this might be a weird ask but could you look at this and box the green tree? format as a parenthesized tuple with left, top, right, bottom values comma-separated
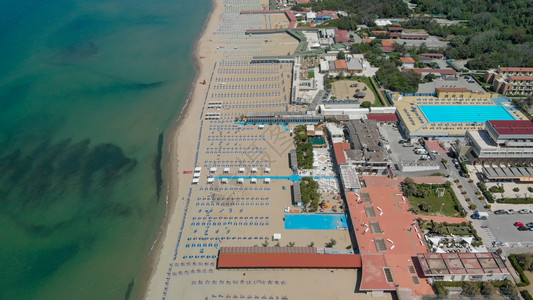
(462, 282, 480, 296)
(360, 101, 371, 108)
(480, 282, 496, 296)
(337, 50, 346, 59)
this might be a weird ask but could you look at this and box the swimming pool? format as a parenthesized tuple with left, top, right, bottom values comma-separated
(419, 105, 515, 123)
(284, 214, 349, 230)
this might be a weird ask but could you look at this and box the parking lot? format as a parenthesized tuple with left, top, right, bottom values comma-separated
(479, 213, 533, 245)
(378, 124, 440, 169)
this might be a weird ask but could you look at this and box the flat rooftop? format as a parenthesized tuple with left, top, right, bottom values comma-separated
(417, 252, 509, 276)
(346, 176, 438, 296)
(218, 246, 362, 269)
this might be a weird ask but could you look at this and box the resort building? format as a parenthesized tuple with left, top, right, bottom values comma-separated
(405, 68, 457, 80)
(400, 57, 415, 69)
(343, 119, 391, 173)
(416, 252, 510, 282)
(465, 120, 533, 164)
(393, 88, 528, 138)
(484, 67, 533, 95)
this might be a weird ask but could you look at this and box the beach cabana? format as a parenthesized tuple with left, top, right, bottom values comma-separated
(238, 168, 245, 173)
(251, 168, 258, 173)
(193, 172, 201, 178)
(194, 167, 202, 172)
(192, 178, 200, 184)
(251, 178, 257, 184)
(207, 177, 214, 184)
(265, 167, 271, 173)
(237, 178, 244, 184)
(273, 233, 281, 241)
(221, 178, 228, 184)
(210, 167, 217, 173)
(223, 168, 230, 173)
(264, 178, 270, 184)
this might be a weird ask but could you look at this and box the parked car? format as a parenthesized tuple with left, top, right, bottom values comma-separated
(507, 209, 515, 214)
(493, 209, 506, 215)
(526, 222, 533, 228)
(518, 209, 531, 214)
(517, 226, 530, 231)
(492, 241, 509, 247)
(514, 221, 524, 227)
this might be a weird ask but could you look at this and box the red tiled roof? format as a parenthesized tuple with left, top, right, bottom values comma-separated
(435, 87, 470, 92)
(371, 30, 388, 35)
(334, 59, 348, 70)
(509, 75, 533, 81)
(367, 113, 399, 122)
(488, 120, 533, 136)
(334, 29, 350, 42)
(381, 39, 394, 47)
(425, 140, 446, 153)
(333, 142, 350, 164)
(400, 57, 415, 64)
(360, 254, 396, 291)
(217, 253, 362, 269)
(499, 67, 533, 72)
(390, 32, 402, 37)
(362, 38, 373, 44)
(420, 53, 444, 57)
(382, 46, 394, 52)
(388, 26, 403, 31)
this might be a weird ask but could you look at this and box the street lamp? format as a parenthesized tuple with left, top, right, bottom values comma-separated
(439, 203, 445, 215)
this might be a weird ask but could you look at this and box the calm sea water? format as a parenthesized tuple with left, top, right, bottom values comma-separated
(0, 0, 210, 299)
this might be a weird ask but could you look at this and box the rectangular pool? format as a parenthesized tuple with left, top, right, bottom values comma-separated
(284, 214, 349, 230)
(419, 105, 515, 123)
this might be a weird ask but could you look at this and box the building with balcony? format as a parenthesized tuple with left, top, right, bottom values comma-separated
(484, 67, 533, 95)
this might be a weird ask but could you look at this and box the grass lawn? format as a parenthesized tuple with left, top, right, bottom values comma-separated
(408, 188, 462, 217)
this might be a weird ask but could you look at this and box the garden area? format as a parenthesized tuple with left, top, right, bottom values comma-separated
(418, 219, 483, 246)
(300, 177, 320, 212)
(509, 254, 533, 299)
(401, 178, 466, 217)
(434, 280, 520, 299)
(293, 125, 314, 169)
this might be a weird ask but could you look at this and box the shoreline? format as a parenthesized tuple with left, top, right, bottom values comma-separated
(139, 0, 222, 298)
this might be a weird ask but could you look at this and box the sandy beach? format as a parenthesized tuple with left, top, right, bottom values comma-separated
(142, 0, 391, 299)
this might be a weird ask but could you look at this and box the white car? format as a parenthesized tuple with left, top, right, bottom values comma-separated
(518, 209, 531, 214)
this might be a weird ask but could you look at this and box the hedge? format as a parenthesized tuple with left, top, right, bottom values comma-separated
(522, 290, 533, 300)
(509, 254, 531, 287)
(478, 182, 495, 203)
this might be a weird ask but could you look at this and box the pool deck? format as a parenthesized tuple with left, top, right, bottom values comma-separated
(394, 93, 527, 137)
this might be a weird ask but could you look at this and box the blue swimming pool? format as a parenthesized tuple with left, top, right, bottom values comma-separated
(419, 105, 515, 123)
(284, 214, 349, 230)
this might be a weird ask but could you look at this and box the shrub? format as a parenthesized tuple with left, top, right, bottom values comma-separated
(509, 255, 531, 286)
(469, 204, 477, 210)
(475, 191, 481, 195)
(465, 198, 471, 202)
(360, 101, 371, 108)
(522, 290, 533, 300)
(458, 185, 463, 188)
(485, 204, 492, 209)
(513, 187, 520, 192)
(454, 179, 460, 183)
(528, 187, 533, 192)
(461, 191, 467, 195)
(462, 282, 480, 296)
(480, 282, 496, 296)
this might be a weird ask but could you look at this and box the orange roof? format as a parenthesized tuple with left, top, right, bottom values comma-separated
(371, 30, 388, 35)
(435, 87, 470, 92)
(362, 38, 373, 44)
(381, 39, 394, 47)
(400, 57, 415, 64)
(499, 67, 533, 72)
(334, 59, 348, 70)
(333, 142, 350, 165)
(346, 176, 436, 296)
(217, 253, 362, 269)
(509, 75, 533, 81)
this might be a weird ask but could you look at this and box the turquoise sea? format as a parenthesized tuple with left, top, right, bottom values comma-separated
(0, 0, 210, 299)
